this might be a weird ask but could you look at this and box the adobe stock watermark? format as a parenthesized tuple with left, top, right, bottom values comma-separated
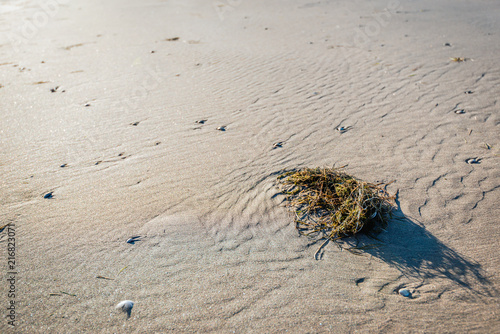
(4, 223, 17, 327)
(113, 63, 166, 114)
(351, 0, 402, 48)
(62, 61, 166, 161)
(3, 0, 70, 53)
(213, 0, 243, 21)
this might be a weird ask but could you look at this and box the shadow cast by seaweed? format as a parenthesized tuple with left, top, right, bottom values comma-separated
(334, 200, 497, 299)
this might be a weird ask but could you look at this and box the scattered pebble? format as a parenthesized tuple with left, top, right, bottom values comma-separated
(165, 37, 179, 41)
(195, 119, 207, 124)
(44, 192, 53, 199)
(130, 121, 140, 126)
(50, 86, 59, 93)
(84, 103, 91, 107)
(399, 289, 411, 298)
(450, 57, 466, 62)
(454, 109, 466, 114)
(60, 164, 67, 168)
(151, 50, 156, 53)
(465, 158, 481, 164)
(216, 126, 226, 131)
(464, 90, 474, 94)
(443, 42, 451, 47)
(273, 142, 284, 149)
(116, 300, 134, 319)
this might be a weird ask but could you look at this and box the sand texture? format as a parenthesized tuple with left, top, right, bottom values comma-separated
(1, 0, 499, 332)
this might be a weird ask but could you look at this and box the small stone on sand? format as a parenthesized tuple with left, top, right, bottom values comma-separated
(399, 289, 411, 297)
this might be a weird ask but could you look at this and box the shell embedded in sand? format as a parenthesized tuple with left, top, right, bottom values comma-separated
(465, 158, 481, 164)
(398, 289, 411, 297)
(216, 126, 226, 131)
(126, 236, 141, 244)
(454, 109, 465, 114)
(116, 300, 134, 318)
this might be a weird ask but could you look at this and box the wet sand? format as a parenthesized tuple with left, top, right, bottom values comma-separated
(1, 0, 499, 332)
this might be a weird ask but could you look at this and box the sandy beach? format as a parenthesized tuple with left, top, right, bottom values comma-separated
(1, 0, 499, 332)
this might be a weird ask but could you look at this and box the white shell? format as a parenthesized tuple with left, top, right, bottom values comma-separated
(116, 300, 134, 318)
(398, 289, 411, 297)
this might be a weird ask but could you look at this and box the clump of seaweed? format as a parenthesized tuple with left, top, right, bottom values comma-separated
(277, 167, 395, 247)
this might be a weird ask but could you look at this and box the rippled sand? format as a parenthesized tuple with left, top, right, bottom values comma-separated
(1, 0, 499, 332)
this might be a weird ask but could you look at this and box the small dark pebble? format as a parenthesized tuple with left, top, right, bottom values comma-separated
(454, 109, 466, 114)
(44, 192, 53, 199)
(84, 103, 91, 107)
(95, 161, 102, 165)
(151, 50, 156, 53)
(216, 126, 226, 131)
(154, 141, 161, 146)
(464, 90, 474, 94)
(443, 42, 451, 47)
(195, 119, 207, 124)
(118, 152, 124, 157)
(60, 164, 67, 168)
(131, 121, 140, 126)
(50, 86, 59, 93)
